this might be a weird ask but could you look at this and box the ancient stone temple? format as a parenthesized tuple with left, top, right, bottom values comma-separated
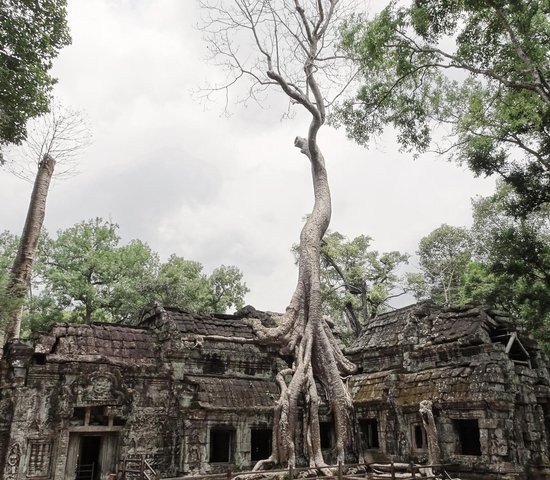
(1, 303, 549, 480)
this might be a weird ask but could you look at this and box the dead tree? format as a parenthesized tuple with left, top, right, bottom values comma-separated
(201, 0, 358, 470)
(2, 104, 90, 343)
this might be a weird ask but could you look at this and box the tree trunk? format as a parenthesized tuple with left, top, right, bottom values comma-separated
(249, 132, 356, 470)
(3, 154, 55, 343)
(419, 400, 441, 474)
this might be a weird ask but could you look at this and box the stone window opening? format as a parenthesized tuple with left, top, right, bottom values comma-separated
(89, 406, 108, 426)
(359, 419, 380, 450)
(250, 428, 272, 461)
(490, 330, 532, 367)
(26, 441, 52, 478)
(319, 422, 334, 449)
(453, 419, 481, 456)
(411, 423, 427, 451)
(203, 354, 226, 375)
(209, 428, 235, 463)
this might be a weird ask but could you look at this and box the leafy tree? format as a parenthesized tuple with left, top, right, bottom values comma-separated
(407, 183, 550, 346)
(152, 255, 211, 313)
(336, 0, 550, 215)
(413, 224, 473, 306)
(0, 0, 71, 151)
(0, 231, 18, 274)
(37, 218, 158, 325)
(315, 231, 408, 336)
(462, 183, 550, 343)
(208, 265, 249, 313)
(152, 257, 248, 315)
(0, 231, 19, 326)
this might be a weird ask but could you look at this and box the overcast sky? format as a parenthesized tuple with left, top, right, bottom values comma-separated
(0, 0, 496, 312)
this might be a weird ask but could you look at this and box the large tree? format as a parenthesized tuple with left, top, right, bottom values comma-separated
(37, 218, 157, 324)
(335, 0, 550, 216)
(201, 0, 357, 469)
(413, 224, 472, 306)
(405, 184, 550, 347)
(0, 0, 70, 153)
(313, 231, 408, 337)
(149, 255, 249, 316)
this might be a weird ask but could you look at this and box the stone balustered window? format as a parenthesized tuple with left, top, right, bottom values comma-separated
(27, 442, 52, 477)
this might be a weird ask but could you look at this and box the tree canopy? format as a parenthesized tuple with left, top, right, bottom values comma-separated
(408, 183, 550, 347)
(463, 183, 550, 343)
(412, 224, 473, 306)
(311, 231, 408, 337)
(336, 0, 550, 215)
(0, 0, 71, 153)
(0, 218, 249, 336)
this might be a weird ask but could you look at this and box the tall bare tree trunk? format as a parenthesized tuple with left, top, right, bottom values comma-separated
(3, 154, 55, 343)
(250, 102, 356, 471)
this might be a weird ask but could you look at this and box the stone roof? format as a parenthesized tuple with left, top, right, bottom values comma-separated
(351, 362, 513, 407)
(142, 306, 257, 339)
(34, 323, 158, 366)
(186, 375, 278, 410)
(351, 303, 511, 351)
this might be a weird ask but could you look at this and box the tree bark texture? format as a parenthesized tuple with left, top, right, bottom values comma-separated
(248, 130, 356, 470)
(3, 154, 55, 343)
(419, 400, 441, 473)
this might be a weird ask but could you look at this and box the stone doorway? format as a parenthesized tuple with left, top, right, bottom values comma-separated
(77, 436, 101, 480)
(65, 433, 119, 480)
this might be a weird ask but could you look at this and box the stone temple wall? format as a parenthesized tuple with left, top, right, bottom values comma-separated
(0, 303, 549, 480)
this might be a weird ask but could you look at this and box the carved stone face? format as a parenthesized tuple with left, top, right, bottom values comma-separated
(92, 375, 113, 400)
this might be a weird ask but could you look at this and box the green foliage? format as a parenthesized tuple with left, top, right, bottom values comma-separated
(410, 183, 550, 347)
(151, 257, 248, 315)
(209, 265, 249, 313)
(35, 218, 158, 325)
(0, 218, 249, 335)
(415, 224, 473, 306)
(0, 231, 19, 327)
(313, 231, 409, 337)
(0, 0, 71, 150)
(336, 0, 550, 215)
(463, 183, 550, 343)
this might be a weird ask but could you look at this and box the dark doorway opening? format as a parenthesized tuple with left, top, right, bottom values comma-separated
(77, 436, 101, 480)
(453, 419, 481, 456)
(359, 419, 380, 449)
(210, 428, 234, 463)
(251, 428, 272, 461)
(319, 422, 333, 449)
(542, 404, 550, 455)
(412, 424, 426, 450)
